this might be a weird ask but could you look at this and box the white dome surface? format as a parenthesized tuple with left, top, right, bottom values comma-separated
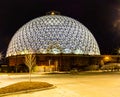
(6, 15, 100, 57)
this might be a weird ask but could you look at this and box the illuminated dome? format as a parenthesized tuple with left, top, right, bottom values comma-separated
(6, 15, 100, 57)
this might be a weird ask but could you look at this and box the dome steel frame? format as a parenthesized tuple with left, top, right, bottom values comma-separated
(6, 15, 100, 57)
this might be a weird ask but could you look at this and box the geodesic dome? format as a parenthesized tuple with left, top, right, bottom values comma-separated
(6, 15, 100, 57)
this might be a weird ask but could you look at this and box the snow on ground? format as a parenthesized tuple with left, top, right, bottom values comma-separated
(0, 72, 120, 97)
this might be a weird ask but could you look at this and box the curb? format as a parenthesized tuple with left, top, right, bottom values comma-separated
(0, 85, 56, 97)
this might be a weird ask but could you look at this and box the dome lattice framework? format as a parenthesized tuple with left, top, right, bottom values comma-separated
(6, 15, 100, 57)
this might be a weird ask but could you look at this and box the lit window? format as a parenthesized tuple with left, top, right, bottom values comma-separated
(74, 49, 83, 54)
(51, 48, 60, 54)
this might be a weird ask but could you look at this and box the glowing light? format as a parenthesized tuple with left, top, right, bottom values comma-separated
(20, 50, 29, 55)
(73, 49, 83, 54)
(51, 48, 60, 54)
(42, 50, 47, 54)
(51, 12, 55, 15)
(104, 56, 111, 61)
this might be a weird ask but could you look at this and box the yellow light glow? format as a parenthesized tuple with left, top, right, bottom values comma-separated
(104, 56, 110, 61)
(21, 51, 25, 55)
(51, 12, 55, 15)
(118, 48, 120, 54)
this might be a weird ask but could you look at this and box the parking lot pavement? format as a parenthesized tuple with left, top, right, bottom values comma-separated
(1, 72, 120, 97)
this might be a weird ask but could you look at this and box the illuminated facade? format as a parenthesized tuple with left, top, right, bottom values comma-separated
(6, 13, 100, 72)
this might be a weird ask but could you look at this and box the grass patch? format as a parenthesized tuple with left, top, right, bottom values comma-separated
(0, 81, 53, 94)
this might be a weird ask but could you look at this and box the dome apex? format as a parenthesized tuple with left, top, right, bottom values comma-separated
(46, 11, 60, 15)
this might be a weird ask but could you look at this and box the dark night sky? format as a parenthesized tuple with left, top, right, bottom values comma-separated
(0, 0, 120, 56)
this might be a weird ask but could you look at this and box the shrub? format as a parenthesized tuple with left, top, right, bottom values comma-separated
(0, 81, 53, 94)
(85, 65, 99, 71)
(70, 68, 78, 74)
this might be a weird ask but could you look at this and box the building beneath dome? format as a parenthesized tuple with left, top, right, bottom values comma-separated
(6, 12, 101, 72)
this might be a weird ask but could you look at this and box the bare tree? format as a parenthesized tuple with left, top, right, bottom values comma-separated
(25, 54, 36, 82)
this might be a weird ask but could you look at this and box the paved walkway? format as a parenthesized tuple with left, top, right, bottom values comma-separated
(0, 72, 120, 97)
